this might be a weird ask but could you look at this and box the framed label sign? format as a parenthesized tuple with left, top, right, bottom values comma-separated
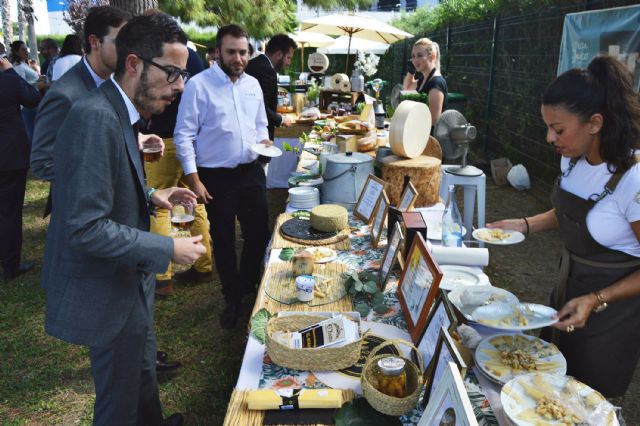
(396, 233, 443, 343)
(423, 326, 467, 403)
(354, 174, 386, 224)
(370, 190, 389, 249)
(398, 181, 418, 212)
(412, 290, 458, 371)
(379, 221, 404, 289)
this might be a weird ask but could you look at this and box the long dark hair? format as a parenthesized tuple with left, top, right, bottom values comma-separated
(9, 41, 26, 64)
(542, 56, 640, 174)
(60, 34, 83, 57)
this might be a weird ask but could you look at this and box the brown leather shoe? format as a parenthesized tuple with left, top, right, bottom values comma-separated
(155, 279, 174, 298)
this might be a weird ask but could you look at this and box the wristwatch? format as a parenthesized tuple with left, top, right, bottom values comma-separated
(592, 290, 608, 313)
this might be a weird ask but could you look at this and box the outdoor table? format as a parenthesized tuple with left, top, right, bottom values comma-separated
(221, 204, 507, 425)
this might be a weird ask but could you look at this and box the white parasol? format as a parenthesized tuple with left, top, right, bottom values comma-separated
(301, 14, 412, 72)
(289, 31, 335, 72)
(318, 35, 390, 55)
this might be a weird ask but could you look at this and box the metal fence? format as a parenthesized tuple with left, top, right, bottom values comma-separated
(377, 0, 637, 197)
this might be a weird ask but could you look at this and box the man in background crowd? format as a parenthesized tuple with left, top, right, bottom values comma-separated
(174, 24, 272, 329)
(39, 38, 59, 80)
(245, 34, 296, 141)
(0, 56, 41, 282)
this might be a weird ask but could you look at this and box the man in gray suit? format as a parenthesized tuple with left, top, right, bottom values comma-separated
(31, 6, 131, 183)
(43, 13, 203, 425)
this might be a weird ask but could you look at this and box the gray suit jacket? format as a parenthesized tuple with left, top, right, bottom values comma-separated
(43, 80, 173, 348)
(31, 59, 96, 181)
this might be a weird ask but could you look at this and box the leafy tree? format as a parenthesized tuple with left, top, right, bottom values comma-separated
(64, 0, 109, 34)
(110, 0, 158, 15)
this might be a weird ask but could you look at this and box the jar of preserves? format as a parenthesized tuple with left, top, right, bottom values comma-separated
(375, 357, 407, 398)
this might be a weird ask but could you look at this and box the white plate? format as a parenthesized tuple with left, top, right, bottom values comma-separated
(424, 218, 467, 240)
(472, 302, 558, 331)
(472, 228, 525, 245)
(305, 247, 338, 263)
(439, 265, 490, 291)
(476, 334, 566, 385)
(501, 373, 617, 426)
(251, 143, 282, 157)
(447, 286, 519, 320)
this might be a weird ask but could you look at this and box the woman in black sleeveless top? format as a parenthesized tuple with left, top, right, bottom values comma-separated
(403, 37, 448, 125)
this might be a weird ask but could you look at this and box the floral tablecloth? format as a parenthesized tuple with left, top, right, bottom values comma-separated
(257, 213, 499, 425)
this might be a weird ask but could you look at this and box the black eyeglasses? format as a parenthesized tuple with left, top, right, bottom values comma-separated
(137, 56, 189, 83)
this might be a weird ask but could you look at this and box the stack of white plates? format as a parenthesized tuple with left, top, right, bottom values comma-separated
(289, 187, 320, 210)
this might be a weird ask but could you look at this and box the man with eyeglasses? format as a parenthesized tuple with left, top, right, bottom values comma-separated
(43, 13, 204, 426)
(139, 38, 214, 297)
(174, 24, 272, 329)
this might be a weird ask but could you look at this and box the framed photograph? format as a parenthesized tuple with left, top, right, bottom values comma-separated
(398, 181, 419, 212)
(412, 290, 458, 370)
(423, 326, 467, 403)
(396, 233, 443, 343)
(354, 174, 387, 224)
(379, 221, 405, 289)
(370, 191, 389, 248)
(418, 361, 478, 426)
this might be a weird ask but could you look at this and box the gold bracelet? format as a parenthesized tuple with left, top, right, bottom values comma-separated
(592, 290, 608, 313)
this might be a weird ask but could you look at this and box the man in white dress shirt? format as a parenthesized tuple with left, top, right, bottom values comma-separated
(174, 24, 272, 329)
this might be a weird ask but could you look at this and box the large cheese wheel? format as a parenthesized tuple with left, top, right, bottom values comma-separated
(310, 204, 348, 232)
(389, 100, 431, 159)
(381, 155, 441, 207)
(331, 73, 351, 92)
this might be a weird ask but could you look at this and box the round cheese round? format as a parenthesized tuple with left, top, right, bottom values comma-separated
(310, 204, 348, 233)
(389, 100, 431, 159)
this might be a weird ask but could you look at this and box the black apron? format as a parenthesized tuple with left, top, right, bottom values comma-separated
(546, 157, 640, 397)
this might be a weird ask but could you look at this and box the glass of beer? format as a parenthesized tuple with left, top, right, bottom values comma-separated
(143, 139, 162, 162)
(171, 202, 195, 233)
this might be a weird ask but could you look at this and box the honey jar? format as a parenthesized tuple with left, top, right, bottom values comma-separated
(375, 357, 407, 398)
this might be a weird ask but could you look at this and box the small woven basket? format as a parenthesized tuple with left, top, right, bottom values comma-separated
(265, 314, 363, 371)
(361, 339, 424, 416)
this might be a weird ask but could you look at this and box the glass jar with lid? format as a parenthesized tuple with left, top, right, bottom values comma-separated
(375, 357, 407, 398)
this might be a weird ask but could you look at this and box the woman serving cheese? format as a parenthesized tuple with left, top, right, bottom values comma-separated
(402, 38, 448, 126)
(488, 56, 640, 398)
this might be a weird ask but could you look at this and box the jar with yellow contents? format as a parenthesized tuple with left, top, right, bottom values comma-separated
(375, 357, 407, 398)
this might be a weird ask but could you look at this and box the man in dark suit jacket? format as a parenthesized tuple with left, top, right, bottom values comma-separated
(32, 6, 131, 183)
(245, 34, 297, 140)
(0, 57, 40, 281)
(43, 13, 204, 425)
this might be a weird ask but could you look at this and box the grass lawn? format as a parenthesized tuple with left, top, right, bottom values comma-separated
(0, 176, 251, 425)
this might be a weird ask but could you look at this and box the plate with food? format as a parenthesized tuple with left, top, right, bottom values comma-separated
(305, 247, 338, 263)
(472, 302, 558, 331)
(501, 373, 618, 426)
(439, 265, 490, 291)
(337, 120, 371, 135)
(448, 286, 519, 320)
(476, 334, 566, 384)
(472, 228, 524, 245)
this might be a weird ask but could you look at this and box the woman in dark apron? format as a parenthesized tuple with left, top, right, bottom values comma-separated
(489, 56, 640, 398)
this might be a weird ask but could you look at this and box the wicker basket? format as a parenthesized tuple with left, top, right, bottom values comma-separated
(361, 339, 424, 416)
(265, 314, 363, 371)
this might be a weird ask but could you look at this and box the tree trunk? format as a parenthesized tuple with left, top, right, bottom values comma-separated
(109, 0, 158, 16)
(24, 0, 38, 63)
(1, 0, 12, 49)
(17, 0, 26, 41)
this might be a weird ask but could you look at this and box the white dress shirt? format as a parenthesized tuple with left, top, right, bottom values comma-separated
(84, 56, 107, 87)
(174, 62, 269, 175)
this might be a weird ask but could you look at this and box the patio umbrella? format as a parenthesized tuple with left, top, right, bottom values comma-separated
(289, 31, 335, 72)
(318, 35, 390, 55)
(301, 14, 412, 72)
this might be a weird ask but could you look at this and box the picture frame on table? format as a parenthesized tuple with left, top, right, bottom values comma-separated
(379, 221, 405, 289)
(354, 174, 387, 224)
(396, 233, 443, 343)
(423, 326, 467, 404)
(418, 361, 478, 426)
(397, 181, 419, 212)
(370, 190, 389, 249)
(412, 290, 458, 371)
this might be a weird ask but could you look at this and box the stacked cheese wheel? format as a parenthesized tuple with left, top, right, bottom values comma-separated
(310, 204, 348, 233)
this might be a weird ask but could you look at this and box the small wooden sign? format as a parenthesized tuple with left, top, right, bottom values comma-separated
(398, 181, 419, 211)
(354, 174, 387, 224)
(423, 326, 467, 403)
(379, 221, 404, 289)
(370, 190, 389, 249)
(396, 233, 443, 343)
